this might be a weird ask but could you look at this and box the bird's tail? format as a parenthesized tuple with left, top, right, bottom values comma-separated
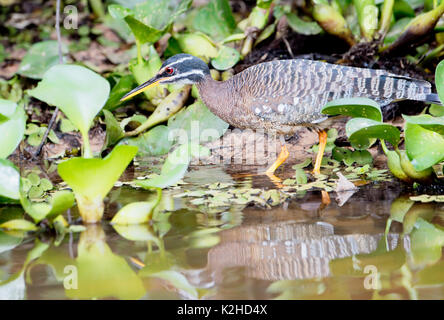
(424, 93, 443, 106)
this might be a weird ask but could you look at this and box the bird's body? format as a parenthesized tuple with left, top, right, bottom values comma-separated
(121, 53, 440, 175)
(197, 58, 436, 135)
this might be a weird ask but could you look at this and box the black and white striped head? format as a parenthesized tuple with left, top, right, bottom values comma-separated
(121, 54, 210, 101)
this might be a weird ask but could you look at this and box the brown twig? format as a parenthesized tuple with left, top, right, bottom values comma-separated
(34, 0, 63, 158)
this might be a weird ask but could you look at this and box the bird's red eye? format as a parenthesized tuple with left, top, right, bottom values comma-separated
(165, 67, 174, 75)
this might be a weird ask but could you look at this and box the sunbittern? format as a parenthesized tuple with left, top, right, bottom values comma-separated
(121, 54, 440, 175)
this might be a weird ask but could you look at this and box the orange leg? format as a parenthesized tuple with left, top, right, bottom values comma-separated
(265, 145, 289, 175)
(312, 130, 328, 175)
(321, 190, 331, 206)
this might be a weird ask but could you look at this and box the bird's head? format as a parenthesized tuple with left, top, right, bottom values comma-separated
(120, 54, 210, 101)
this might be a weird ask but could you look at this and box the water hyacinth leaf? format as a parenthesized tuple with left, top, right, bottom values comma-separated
(109, 0, 192, 44)
(0, 99, 17, 122)
(405, 122, 444, 171)
(436, 59, 444, 104)
(0, 104, 25, 159)
(211, 46, 240, 71)
(0, 160, 20, 201)
(393, 0, 415, 18)
(176, 33, 219, 63)
(168, 100, 229, 144)
(346, 118, 400, 149)
(17, 41, 67, 79)
(104, 75, 136, 111)
(20, 189, 75, 223)
(193, 0, 236, 41)
(57, 145, 138, 223)
(132, 0, 192, 31)
(136, 143, 210, 189)
(121, 125, 173, 156)
(0, 219, 37, 231)
(111, 189, 161, 225)
(403, 114, 444, 135)
(103, 110, 125, 148)
(29, 65, 110, 158)
(286, 12, 323, 35)
(123, 16, 164, 44)
(429, 104, 444, 117)
(321, 97, 382, 121)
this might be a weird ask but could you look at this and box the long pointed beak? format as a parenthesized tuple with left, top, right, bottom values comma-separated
(120, 76, 165, 102)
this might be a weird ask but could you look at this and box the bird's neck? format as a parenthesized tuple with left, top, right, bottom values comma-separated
(196, 76, 230, 121)
(196, 76, 234, 123)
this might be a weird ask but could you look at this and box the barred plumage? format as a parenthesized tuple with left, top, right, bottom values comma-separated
(122, 54, 440, 174)
(196, 58, 436, 135)
(236, 60, 432, 128)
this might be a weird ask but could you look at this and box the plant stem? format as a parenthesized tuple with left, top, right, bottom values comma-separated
(81, 130, 92, 158)
(89, 0, 105, 19)
(33, 0, 62, 158)
(136, 39, 143, 65)
(379, 0, 394, 39)
(380, 139, 389, 155)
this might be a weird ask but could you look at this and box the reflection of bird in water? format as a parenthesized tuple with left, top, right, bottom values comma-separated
(122, 54, 440, 176)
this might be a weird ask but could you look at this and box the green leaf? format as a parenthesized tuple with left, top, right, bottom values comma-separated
(104, 75, 136, 111)
(0, 219, 37, 231)
(383, 17, 412, 45)
(29, 64, 110, 158)
(285, 12, 323, 35)
(103, 110, 125, 149)
(0, 99, 17, 121)
(321, 97, 382, 121)
(429, 104, 444, 117)
(346, 118, 400, 149)
(136, 143, 210, 189)
(168, 100, 229, 144)
(393, 0, 415, 18)
(0, 159, 20, 200)
(20, 188, 75, 223)
(176, 33, 219, 63)
(110, 0, 192, 45)
(403, 114, 444, 135)
(120, 125, 173, 156)
(0, 103, 25, 158)
(405, 122, 444, 171)
(111, 189, 161, 225)
(57, 145, 137, 223)
(435, 59, 444, 105)
(211, 46, 240, 71)
(193, 0, 236, 41)
(59, 118, 78, 133)
(17, 41, 67, 79)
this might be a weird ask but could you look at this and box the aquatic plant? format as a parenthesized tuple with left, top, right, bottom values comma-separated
(0, 99, 26, 159)
(57, 145, 138, 223)
(29, 64, 110, 158)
